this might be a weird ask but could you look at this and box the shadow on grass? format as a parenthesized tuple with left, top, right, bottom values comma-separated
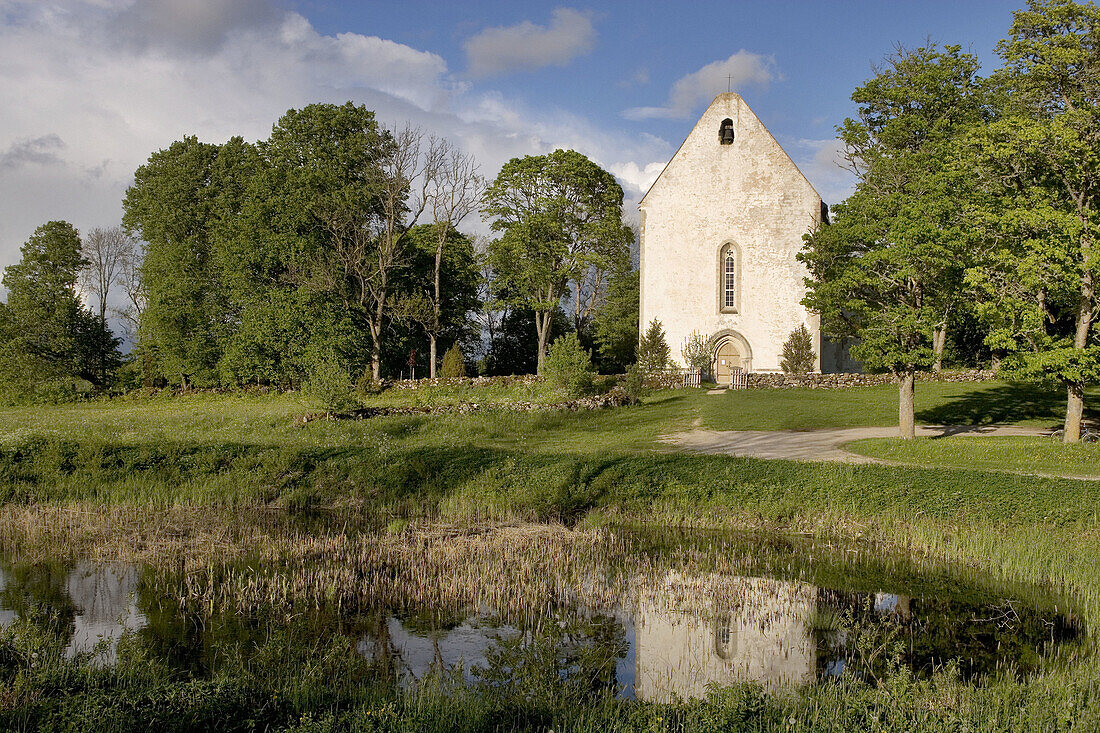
(916, 382, 1098, 427)
(4, 434, 1100, 528)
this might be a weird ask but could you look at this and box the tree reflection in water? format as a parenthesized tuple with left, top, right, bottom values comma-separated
(0, 545, 1085, 704)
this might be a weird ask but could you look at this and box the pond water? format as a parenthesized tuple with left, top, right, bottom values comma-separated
(0, 529, 1084, 703)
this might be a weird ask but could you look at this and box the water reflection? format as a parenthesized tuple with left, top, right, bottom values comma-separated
(0, 562, 145, 664)
(634, 573, 817, 701)
(0, 538, 1085, 703)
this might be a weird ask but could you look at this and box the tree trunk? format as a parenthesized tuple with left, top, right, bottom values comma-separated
(898, 370, 915, 440)
(932, 324, 946, 372)
(1064, 381, 1085, 444)
(430, 233, 444, 379)
(535, 310, 551, 373)
(1061, 285, 1095, 443)
(429, 334, 437, 379)
(370, 319, 383, 382)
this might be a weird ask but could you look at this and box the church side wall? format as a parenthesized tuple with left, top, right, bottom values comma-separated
(640, 94, 824, 373)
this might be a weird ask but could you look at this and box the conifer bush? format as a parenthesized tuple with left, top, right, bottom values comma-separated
(781, 324, 816, 374)
(637, 319, 672, 375)
(622, 363, 648, 404)
(305, 356, 356, 415)
(542, 333, 594, 397)
(440, 344, 466, 379)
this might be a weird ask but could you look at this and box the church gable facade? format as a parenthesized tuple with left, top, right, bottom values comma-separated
(639, 93, 846, 379)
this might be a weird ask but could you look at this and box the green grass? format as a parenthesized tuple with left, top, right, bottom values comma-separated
(845, 436, 1100, 478)
(2, 380, 1100, 730)
(698, 380, 1100, 431)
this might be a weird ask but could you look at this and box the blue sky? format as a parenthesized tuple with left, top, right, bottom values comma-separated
(0, 0, 1027, 272)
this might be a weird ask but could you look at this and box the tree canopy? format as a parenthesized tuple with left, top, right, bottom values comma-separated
(483, 149, 632, 371)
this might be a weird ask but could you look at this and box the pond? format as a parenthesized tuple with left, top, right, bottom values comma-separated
(0, 528, 1085, 704)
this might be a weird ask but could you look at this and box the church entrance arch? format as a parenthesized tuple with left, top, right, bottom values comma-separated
(709, 330, 752, 384)
(715, 341, 740, 384)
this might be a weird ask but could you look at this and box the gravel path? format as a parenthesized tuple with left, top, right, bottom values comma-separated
(659, 424, 1050, 464)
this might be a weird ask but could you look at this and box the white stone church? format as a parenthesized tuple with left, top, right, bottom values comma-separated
(639, 92, 852, 381)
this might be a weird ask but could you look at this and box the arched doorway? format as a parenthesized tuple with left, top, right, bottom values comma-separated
(709, 330, 752, 385)
(714, 340, 741, 385)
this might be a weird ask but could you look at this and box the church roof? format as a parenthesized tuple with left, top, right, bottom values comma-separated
(638, 92, 823, 207)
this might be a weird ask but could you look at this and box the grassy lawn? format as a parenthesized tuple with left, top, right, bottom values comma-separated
(1, 381, 1099, 730)
(698, 379, 1099, 431)
(845, 435, 1100, 478)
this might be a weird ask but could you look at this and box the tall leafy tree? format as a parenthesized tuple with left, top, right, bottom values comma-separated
(123, 136, 224, 387)
(801, 44, 988, 438)
(0, 221, 118, 393)
(392, 223, 480, 375)
(965, 0, 1100, 442)
(483, 149, 633, 371)
(592, 266, 639, 372)
(424, 141, 484, 377)
(217, 109, 368, 386)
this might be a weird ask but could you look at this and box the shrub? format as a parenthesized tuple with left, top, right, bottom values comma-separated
(622, 363, 648, 404)
(781, 324, 816, 374)
(305, 356, 356, 415)
(637, 319, 672, 375)
(542, 333, 595, 397)
(440, 344, 466, 379)
(681, 330, 711, 375)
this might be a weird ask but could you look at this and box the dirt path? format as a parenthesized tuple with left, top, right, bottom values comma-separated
(659, 425, 1050, 464)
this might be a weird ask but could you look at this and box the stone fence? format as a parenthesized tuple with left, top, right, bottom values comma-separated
(380, 368, 998, 393)
(386, 374, 543, 390)
(744, 369, 997, 389)
(645, 368, 997, 390)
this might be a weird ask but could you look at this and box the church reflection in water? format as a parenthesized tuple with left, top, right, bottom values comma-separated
(0, 556, 1081, 702)
(633, 572, 821, 700)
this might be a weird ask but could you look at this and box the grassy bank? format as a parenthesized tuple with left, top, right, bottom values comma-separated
(847, 436, 1100, 478)
(0, 381, 1099, 730)
(698, 380, 1099, 431)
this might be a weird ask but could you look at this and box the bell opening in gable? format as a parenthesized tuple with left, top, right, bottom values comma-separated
(719, 118, 735, 145)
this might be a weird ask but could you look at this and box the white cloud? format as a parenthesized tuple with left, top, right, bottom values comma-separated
(464, 7, 596, 77)
(0, 134, 66, 170)
(0, 0, 673, 270)
(624, 51, 776, 120)
(617, 67, 649, 89)
(114, 0, 282, 54)
(787, 138, 856, 206)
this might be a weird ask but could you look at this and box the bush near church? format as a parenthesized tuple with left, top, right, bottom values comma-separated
(780, 325, 816, 375)
(543, 334, 595, 398)
(440, 344, 466, 379)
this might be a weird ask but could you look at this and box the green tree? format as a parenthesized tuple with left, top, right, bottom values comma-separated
(220, 105, 384, 386)
(964, 0, 1100, 442)
(0, 221, 118, 395)
(392, 223, 480, 376)
(637, 318, 671, 375)
(780, 325, 816, 374)
(543, 332, 595, 397)
(801, 44, 988, 438)
(439, 343, 466, 378)
(483, 150, 633, 371)
(680, 330, 711, 375)
(592, 267, 639, 372)
(123, 136, 225, 387)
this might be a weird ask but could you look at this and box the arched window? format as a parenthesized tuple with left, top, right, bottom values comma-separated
(717, 243, 740, 313)
(723, 248, 737, 308)
(719, 118, 735, 145)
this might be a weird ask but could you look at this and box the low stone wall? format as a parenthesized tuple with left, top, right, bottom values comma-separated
(300, 387, 630, 422)
(379, 368, 999, 395)
(386, 374, 543, 391)
(744, 369, 997, 390)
